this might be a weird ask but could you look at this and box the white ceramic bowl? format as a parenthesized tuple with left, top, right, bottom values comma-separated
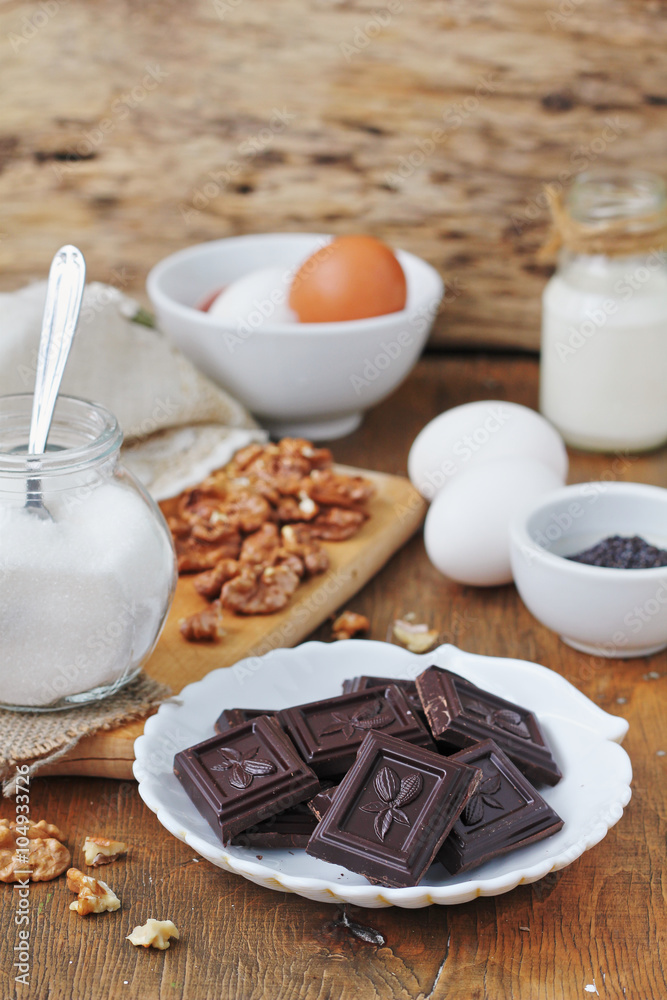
(510, 482, 667, 657)
(134, 640, 631, 908)
(146, 233, 444, 440)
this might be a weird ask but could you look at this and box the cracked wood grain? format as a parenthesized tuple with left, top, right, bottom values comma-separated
(421, 932, 450, 1000)
(0, 0, 665, 349)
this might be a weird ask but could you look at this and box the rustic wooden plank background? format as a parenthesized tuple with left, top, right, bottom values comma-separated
(1, 0, 666, 349)
(1, 5, 666, 996)
(0, 354, 664, 1000)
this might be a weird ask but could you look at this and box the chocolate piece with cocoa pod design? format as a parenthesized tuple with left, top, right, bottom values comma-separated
(341, 674, 423, 717)
(214, 707, 279, 735)
(211, 745, 277, 790)
(174, 716, 319, 845)
(416, 666, 562, 787)
(360, 766, 424, 842)
(306, 731, 482, 887)
(278, 685, 435, 778)
(438, 740, 564, 875)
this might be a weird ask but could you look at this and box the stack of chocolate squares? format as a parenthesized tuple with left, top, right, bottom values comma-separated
(174, 666, 564, 888)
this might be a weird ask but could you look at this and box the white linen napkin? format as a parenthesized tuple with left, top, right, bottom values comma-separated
(0, 281, 265, 499)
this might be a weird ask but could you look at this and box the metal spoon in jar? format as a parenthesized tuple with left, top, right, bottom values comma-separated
(25, 245, 86, 518)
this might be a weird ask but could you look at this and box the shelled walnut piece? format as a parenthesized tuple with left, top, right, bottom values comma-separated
(127, 918, 180, 950)
(67, 868, 120, 915)
(179, 601, 226, 642)
(161, 438, 375, 641)
(221, 562, 301, 615)
(12, 819, 65, 841)
(0, 819, 71, 882)
(83, 836, 128, 867)
(393, 618, 440, 654)
(332, 610, 370, 641)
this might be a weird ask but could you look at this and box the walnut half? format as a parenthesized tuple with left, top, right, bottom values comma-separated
(220, 563, 300, 615)
(67, 868, 120, 915)
(0, 819, 70, 883)
(83, 836, 128, 867)
(127, 918, 180, 950)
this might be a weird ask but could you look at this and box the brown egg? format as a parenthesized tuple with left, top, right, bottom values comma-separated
(289, 235, 407, 322)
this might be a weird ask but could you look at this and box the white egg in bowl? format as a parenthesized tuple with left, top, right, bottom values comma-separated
(205, 266, 298, 326)
(146, 233, 444, 440)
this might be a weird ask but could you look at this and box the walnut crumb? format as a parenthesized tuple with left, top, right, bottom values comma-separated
(67, 868, 120, 915)
(332, 610, 370, 641)
(127, 918, 180, 950)
(83, 836, 128, 867)
(179, 602, 226, 642)
(392, 619, 440, 653)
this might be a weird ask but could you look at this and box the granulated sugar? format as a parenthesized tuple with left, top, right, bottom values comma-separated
(0, 482, 174, 707)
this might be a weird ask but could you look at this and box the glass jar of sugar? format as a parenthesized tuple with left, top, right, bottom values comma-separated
(0, 394, 177, 711)
(540, 171, 667, 452)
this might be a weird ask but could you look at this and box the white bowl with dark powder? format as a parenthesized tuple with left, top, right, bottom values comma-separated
(510, 481, 667, 657)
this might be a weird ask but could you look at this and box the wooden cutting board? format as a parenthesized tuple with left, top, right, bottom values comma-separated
(40, 466, 426, 780)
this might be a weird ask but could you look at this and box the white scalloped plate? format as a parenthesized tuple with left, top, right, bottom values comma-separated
(134, 641, 632, 908)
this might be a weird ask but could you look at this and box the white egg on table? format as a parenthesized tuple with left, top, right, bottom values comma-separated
(408, 400, 568, 499)
(207, 266, 298, 328)
(424, 457, 564, 587)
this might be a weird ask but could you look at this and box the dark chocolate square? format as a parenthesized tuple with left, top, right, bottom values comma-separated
(174, 716, 319, 845)
(231, 800, 317, 849)
(341, 675, 423, 716)
(278, 685, 435, 778)
(416, 666, 562, 786)
(307, 784, 339, 822)
(306, 731, 482, 887)
(214, 708, 278, 735)
(437, 740, 564, 875)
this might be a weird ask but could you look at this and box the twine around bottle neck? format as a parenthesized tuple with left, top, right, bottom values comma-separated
(538, 183, 667, 262)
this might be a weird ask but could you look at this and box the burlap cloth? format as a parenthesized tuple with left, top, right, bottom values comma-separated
(0, 281, 265, 789)
(0, 674, 171, 796)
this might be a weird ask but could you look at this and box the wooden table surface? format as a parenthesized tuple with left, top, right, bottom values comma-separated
(1, 353, 665, 1000)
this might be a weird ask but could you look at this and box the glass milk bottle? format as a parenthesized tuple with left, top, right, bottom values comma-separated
(540, 171, 667, 452)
